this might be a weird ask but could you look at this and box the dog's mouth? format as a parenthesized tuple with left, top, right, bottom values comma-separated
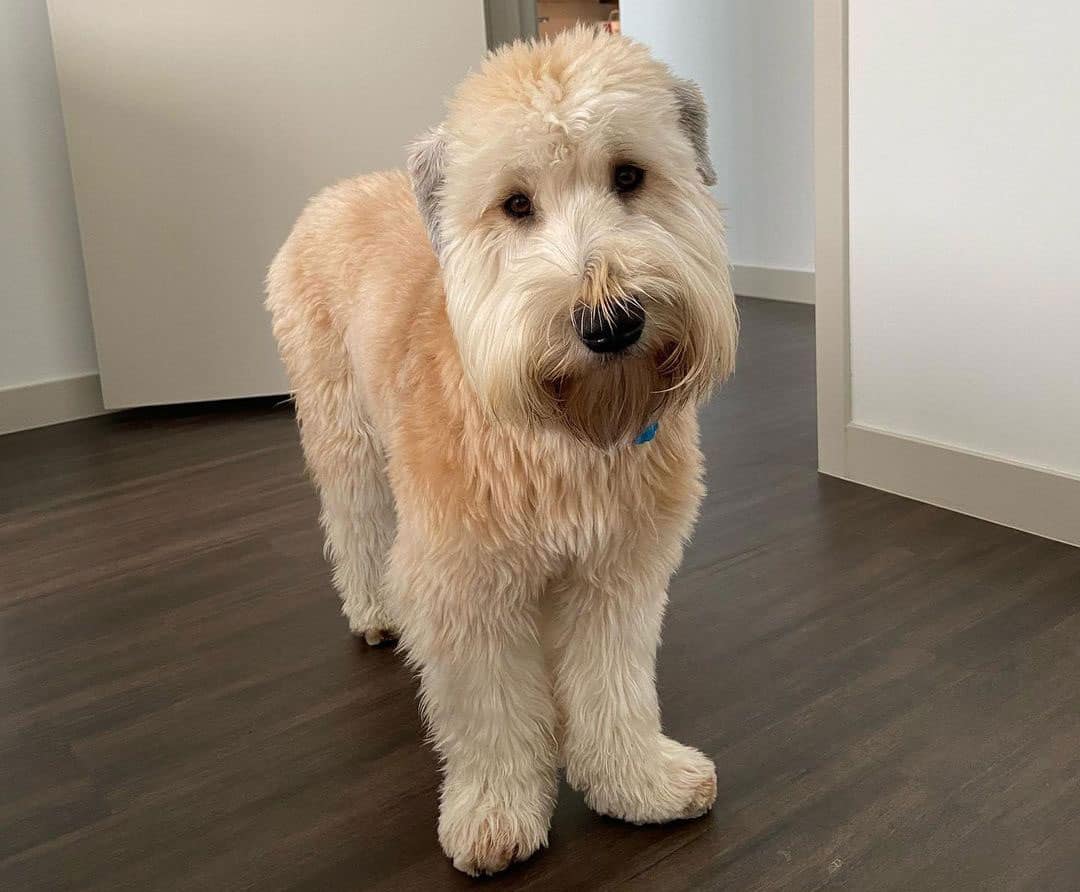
(542, 340, 679, 388)
(654, 341, 682, 375)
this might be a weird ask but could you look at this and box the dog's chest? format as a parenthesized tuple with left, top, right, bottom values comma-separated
(478, 428, 701, 561)
(390, 406, 703, 562)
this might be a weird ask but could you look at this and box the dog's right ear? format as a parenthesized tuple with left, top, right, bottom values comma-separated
(672, 78, 718, 187)
(407, 125, 447, 258)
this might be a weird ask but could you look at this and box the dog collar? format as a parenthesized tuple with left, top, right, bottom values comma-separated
(634, 421, 659, 445)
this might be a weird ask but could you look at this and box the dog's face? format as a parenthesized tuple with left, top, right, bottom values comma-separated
(408, 29, 737, 447)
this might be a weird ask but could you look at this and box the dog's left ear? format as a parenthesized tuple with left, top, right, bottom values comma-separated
(407, 125, 447, 257)
(672, 78, 717, 187)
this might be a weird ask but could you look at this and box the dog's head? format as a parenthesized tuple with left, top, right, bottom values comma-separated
(408, 28, 737, 447)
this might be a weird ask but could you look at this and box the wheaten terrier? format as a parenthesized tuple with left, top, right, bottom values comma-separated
(266, 27, 738, 876)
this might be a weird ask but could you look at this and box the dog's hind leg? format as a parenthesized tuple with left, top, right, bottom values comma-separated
(268, 275, 397, 644)
(303, 409, 397, 645)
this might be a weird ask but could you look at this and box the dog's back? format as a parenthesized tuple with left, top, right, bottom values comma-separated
(266, 170, 441, 440)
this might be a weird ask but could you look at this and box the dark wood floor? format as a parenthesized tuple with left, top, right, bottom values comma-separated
(3, 298, 1080, 891)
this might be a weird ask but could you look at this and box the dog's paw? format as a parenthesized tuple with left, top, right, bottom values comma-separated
(351, 626, 398, 647)
(438, 792, 550, 877)
(342, 601, 398, 646)
(441, 810, 544, 877)
(581, 737, 717, 825)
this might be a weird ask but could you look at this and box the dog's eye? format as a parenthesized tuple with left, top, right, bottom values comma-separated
(503, 193, 533, 219)
(613, 164, 645, 194)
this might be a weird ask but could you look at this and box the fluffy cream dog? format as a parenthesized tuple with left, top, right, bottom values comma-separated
(266, 27, 737, 876)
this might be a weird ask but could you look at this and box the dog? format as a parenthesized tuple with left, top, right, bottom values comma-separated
(266, 27, 737, 876)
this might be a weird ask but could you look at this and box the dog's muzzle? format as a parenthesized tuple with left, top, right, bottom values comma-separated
(572, 299, 646, 354)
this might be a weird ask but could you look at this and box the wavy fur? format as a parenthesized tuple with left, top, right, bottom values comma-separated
(266, 28, 737, 876)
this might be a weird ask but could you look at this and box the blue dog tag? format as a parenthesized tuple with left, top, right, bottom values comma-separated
(634, 421, 659, 445)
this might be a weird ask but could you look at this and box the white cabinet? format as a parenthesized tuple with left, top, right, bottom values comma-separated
(48, 1, 486, 408)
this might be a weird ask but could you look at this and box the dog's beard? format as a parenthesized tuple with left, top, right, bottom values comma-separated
(545, 357, 666, 447)
(536, 336, 707, 448)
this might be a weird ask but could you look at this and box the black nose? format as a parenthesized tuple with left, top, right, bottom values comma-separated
(572, 299, 646, 354)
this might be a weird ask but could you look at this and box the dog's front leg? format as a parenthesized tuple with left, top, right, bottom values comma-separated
(551, 559, 717, 825)
(392, 540, 557, 876)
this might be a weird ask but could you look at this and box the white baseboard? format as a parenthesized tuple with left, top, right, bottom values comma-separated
(0, 373, 107, 436)
(835, 422, 1080, 548)
(732, 265, 815, 305)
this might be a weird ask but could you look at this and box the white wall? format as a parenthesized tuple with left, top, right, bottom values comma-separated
(727, 0, 814, 273)
(620, 0, 736, 246)
(849, 0, 1080, 478)
(0, 1, 97, 392)
(621, 0, 814, 274)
